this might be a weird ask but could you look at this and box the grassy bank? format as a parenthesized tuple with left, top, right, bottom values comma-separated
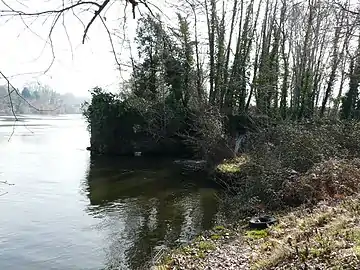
(154, 122, 360, 269)
(248, 197, 360, 269)
(155, 196, 360, 269)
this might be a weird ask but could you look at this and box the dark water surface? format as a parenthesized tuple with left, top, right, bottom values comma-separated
(0, 115, 229, 270)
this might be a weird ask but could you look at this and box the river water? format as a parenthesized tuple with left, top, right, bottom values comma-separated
(0, 115, 230, 270)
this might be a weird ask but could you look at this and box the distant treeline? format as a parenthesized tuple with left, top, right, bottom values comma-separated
(0, 82, 89, 115)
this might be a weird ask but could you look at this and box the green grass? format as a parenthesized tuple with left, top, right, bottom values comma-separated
(216, 155, 249, 173)
(213, 225, 226, 231)
(198, 240, 216, 251)
(157, 197, 360, 270)
(250, 197, 360, 269)
(246, 229, 269, 239)
(210, 234, 221, 240)
(180, 245, 192, 255)
(197, 250, 206, 259)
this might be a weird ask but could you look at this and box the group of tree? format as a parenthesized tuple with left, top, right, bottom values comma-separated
(0, 82, 87, 115)
(2, 0, 360, 122)
(110, 0, 360, 123)
(82, 0, 360, 158)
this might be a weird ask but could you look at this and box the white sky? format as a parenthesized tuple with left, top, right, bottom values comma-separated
(0, 0, 144, 97)
(1, 0, 358, 101)
(0, 0, 231, 98)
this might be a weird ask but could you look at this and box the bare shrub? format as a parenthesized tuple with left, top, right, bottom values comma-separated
(283, 158, 360, 205)
(217, 121, 360, 210)
(180, 105, 234, 166)
(244, 122, 345, 173)
(337, 121, 360, 156)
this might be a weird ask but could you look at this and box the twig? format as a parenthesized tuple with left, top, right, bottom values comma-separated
(0, 70, 60, 112)
(100, 16, 121, 68)
(82, 0, 110, 44)
(0, 1, 101, 17)
(334, 1, 360, 16)
(62, 1, 74, 61)
(0, 180, 14, 185)
(8, 119, 16, 142)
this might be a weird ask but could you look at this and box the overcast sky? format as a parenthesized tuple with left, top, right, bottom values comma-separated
(0, 0, 146, 97)
(0, 0, 235, 98)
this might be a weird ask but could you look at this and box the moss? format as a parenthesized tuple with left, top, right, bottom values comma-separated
(194, 235, 203, 242)
(197, 251, 206, 259)
(354, 245, 360, 257)
(154, 266, 168, 270)
(214, 225, 226, 231)
(351, 229, 360, 244)
(260, 241, 274, 252)
(210, 234, 221, 240)
(273, 223, 284, 230)
(216, 155, 249, 173)
(217, 163, 241, 173)
(197, 240, 216, 251)
(314, 212, 332, 227)
(180, 246, 192, 255)
(309, 247, 322, 258)
(158, 254, 174, 267)
(298, 221, 307, 231)
(246, 229, 269, 239)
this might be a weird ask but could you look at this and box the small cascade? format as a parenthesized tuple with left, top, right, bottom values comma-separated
(234, 133, 246, 155)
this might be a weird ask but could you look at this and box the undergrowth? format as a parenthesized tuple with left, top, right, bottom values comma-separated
(216, 121, 360, 211)
(249, 197, 360, 269)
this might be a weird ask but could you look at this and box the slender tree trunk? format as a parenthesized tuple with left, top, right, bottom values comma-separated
(246, 39, 260, 110)
(220, 0, 238, 109)
(279, 0, 289, 119)
(320, 15, 342, 117)
(188, 1, 203, 102)
(214, 2, 225, 106)
(205, 0, 217, 104)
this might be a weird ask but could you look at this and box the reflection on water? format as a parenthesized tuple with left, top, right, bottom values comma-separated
(0, 115, 231, 270)
(85, 156, 225, 269)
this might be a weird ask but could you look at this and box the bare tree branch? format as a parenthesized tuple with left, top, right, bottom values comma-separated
(334, 1, 360, 16)
(99, 15, 121, 68)
(82, 0, 110, 44)
(0, 70, 60, 113)
(0, 180, 14, 197)
(0, 0, 157, 77)
(0, 1, 101, 17)
(62, 0, 74, 60)
(0, 180, 14, 185)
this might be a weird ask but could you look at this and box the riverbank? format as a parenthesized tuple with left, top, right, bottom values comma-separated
(153, 122, 360, 269)
(155, 195, 360, 269)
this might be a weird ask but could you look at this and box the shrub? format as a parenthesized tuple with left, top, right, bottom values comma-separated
(283, 158, 360, 205)
(216, 120, 360, 210)
(83, 87, 218, 157)
(82, 87, 145, 155)
(244, 122, 345, 173)
(179, 105, 234, 166)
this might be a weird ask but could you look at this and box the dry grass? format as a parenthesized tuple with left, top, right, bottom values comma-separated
(215, 123, 360, 209)
(283, 158, 360, 206)
(155, 196, 360, 270)
(250, 197, 360, 269)
(156, 122, 360, 269)
(216, 157, 360, 210)
(154, 226, 234, 269)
